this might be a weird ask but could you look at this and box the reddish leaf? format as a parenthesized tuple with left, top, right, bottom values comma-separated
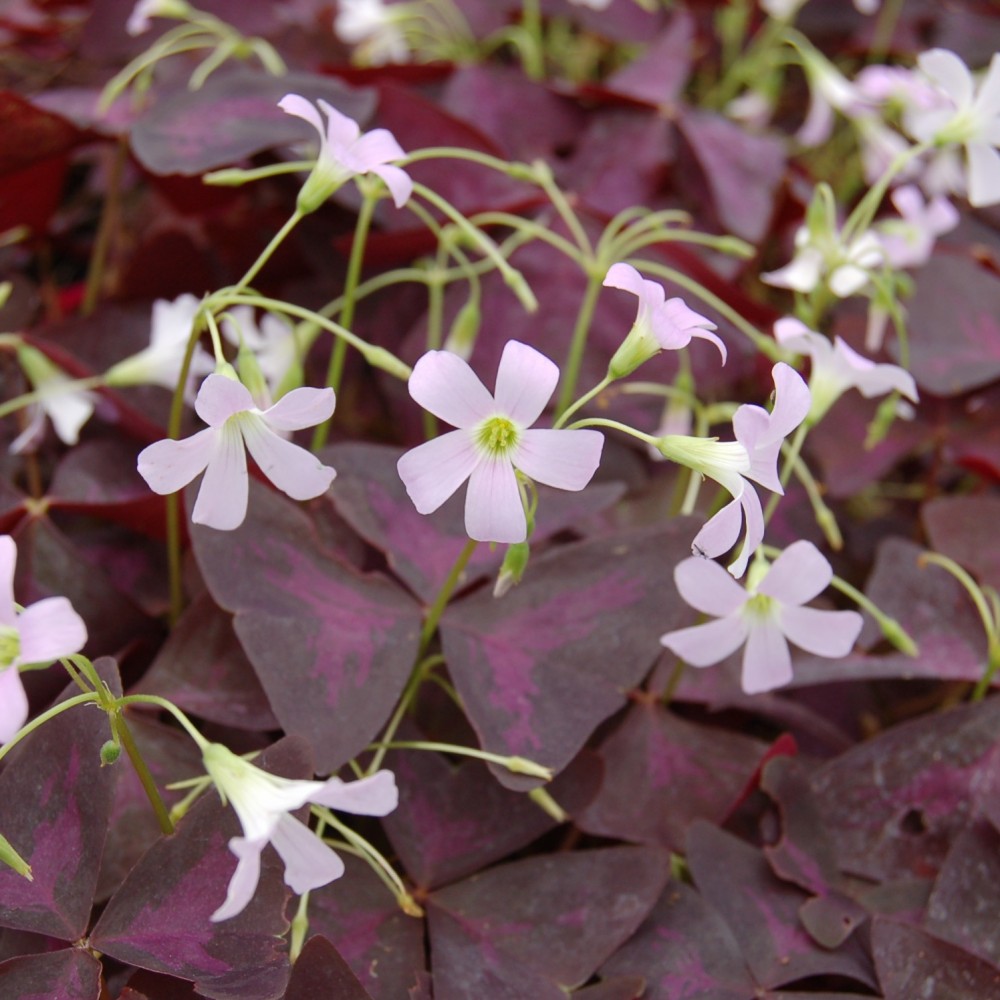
(0, 91, 80, 175)
(921, 494, 1000, 592)
(280, 935, 374, 1000)
(0, 949, 102, 1000)
(599, 10, 694, 107)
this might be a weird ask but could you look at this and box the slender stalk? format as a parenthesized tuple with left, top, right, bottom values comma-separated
(118, 694, 209, 750)
(82, 139, 128, 316)
(553, 375, 612, 430)
(420, 538, 478, 654)
(0, 694, 100, 767)
(373, 740, 552, 779)
(555, 273, 603, 418)
(115, 711, 174, 835)
(231, 210, 304, 294)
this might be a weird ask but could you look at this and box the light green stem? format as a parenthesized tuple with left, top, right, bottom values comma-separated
(118, 694, 209, 750)
(553, 375, 612, 430)
(230, 210, 304, 294)
(555, 273, 604, 418)
(0, 693, 100, 767)
(372, 740, 552, 779)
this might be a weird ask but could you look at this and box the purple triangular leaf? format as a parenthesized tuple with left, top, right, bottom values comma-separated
(0, 948, 102, 1000)
(280, 935, 374, 1000)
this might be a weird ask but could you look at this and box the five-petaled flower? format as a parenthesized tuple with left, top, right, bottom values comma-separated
(603, 262, 726, 378)
(660, 541, 863, 694)
(202, 741, 397, 921)
(397, 341, 604, 544)
(137, 372, 336, 531)
(656, 363, 811, 578)
(0, 536, 87, 744)
(278, 94, 412, 213)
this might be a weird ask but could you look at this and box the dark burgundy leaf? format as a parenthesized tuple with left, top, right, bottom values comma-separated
(428, 847, 670, 993)
(0, 948, 102, 1000)
(192, 482, 421, 772)
(872, 918, 1000, 999)
(0, 90, 80, 175)
(440, 522, 698, 790)
(572, 976, 646, 999)
(129, 71, 376, 176)
(921, 494, 1000, 592)
(686, 822, 878, 990)
(599, 10, 694, 107)
(578, 701, 769, 850)
(0, 658, 120, 941)
(280, 935, 374, 1000)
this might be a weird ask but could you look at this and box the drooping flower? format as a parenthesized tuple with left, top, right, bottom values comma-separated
(656, 363, 811, 577)
(905, 49, 1000, 207)
(278, 94, 412, 213)
(603, 263, 725, 378)
(795, 50, 871, 148)
(335, 0, 411, 65)
(660, 541, 863, 694)
(202, 741, 397, 921)
(104, 294, 214, 396)
(0, 536, 87, 744)
(137, 372, 336, 531)
(397, 341, 604, 544)
(774, 318, 917, 425)
(875, 184, 959, 270)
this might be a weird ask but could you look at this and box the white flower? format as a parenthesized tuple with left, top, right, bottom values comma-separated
(126, 0, 190, 35)
(876, 184, 959, 270)
(202, 742, 397, 921)
(219, 306, 301, 403)
(335, 0, 410, 66)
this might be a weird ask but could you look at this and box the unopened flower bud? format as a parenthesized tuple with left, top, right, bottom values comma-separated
(100, 739, 122, 766)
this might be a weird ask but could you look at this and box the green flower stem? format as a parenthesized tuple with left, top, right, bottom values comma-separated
(607, 229, 753, 268)
(528, 787, 566, 822)
(82, 139, 128, 316)
(679, 401, 711, 518)
(566, 416, 658, 446)
(787, 450, 843, 550)
(660, 659, 688, 705)
(636, 259, 782, 361)
(704, 14, 785, 110)
(869, 0, 908, 66)
(289, 888, 311, 963)
(555, 272, 604, 418)
(0, 376, 105, 423)
(420, 538, 478, 655)
(311, 191, 378, 450)
(203, 160, 315, 186)
(597, 207, 690, 257)
(469, 211, 585, 266)
(0, 693, 100, 768)
(531, 160, 592, 257)
(553, 375, 613, 430)
(402, 147, 532, 178)
(372, 740, 553, 780)
(228, 209, 304, 295)
(113, 710, 174, 835)
(118, 694, 210, 750)
(60, 653, 105, 695)
(842, 142, 929, 244)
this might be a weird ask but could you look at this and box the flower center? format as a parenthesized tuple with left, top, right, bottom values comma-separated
(0, 625, 20, 669)
(744, 593, 775, 621)
(476, 416, 519, 457)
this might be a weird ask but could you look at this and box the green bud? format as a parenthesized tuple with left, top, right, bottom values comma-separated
(363, 345, 412, 381)
(100, 739, 122, 766)
(805, 183, 837, 242)
(507, 756, 554, 780)
(0, 832, 31, 881)
(442, 300, 481, 360)
(607, 322, 659, 381)
(494, 541, 530, 598)
(0, 282, 11, 310)
(235, 339, 270, 408)
(16, 343, 61, 387)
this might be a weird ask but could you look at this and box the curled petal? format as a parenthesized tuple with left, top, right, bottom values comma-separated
(397, 430, 479, 515)
(240, 418, 336, 501)
(779, 606, 863, 658)
(673, 557, 749, 617)
(727, 487, 765, 579)
(465, 457, 524, 543)
(494, 341, 560, 427)
(661, 615, 749, 667)
(514, 429, 603, 491)
(0, 668, 28, 745)
(211, 837, 264, 922)
(16, 598, 87, 665)
(310, 769, 398, 815)
(741, 619, 793, 694)
(137, 428, 217, 496)
(192, 424, 248, 531)
(758, 540, 832, 605)
(317, 98, 361, 150)
(352, 128, 406, 168)
(278, 94, 327, 143)
(371, 164, 412, 208)
(269, 814, 345, 895)
(692, 495, 744, 561)
(408, 351, 495, 428)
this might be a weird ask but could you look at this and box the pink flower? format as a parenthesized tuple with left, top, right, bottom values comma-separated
(397, 341, 604, 543)
(660, 541, 863, 694)
(774, 318, 917, 423)
(202, 742, 397, 921)
(876, 185, 958, 270)
(603, 262, 725, 377)
(278, 94, 412, 211)
(0, 536, 87, 744)
(137, 373, 336, 531)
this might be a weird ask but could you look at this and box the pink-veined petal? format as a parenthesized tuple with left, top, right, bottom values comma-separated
(0, 537, 15, 627)
(833, 338, 918, 401)
(493, 341, 559, 427)
(137, 428, 217, 496)
(513, 429, 603, 491)
(397, 430, 479, 514)
(660, 615, 749, 667)
(211, 837, 265, 922)
(741, 618, 793, 694)
(0, 667, 28, 745)
(262, 386, 335, 432)
(758, 540, 832, 605)
(965, 141, 1000, 208)
(310, 769, 398, 815)
(278, 94, 327, 144)
(269, 814, 345, 895)
(192, 423, 248, 531)
(780, 605, 863, 657)
(240, 417, 336, 501)
(371, 164, 412, 208)
(408, 351, 495, 428)
(195, 374, 254, 428)
(919, 49, 974, 108)
(16, 597, 87, 665)
(465, 457, 524, 543)
(673, 556, 749, 617)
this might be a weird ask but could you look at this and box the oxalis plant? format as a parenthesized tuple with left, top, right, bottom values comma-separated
(1, 0, 999, 996)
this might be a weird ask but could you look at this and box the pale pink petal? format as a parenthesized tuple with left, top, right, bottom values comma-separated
(397, 430, 479, 514)
(660, 615, 749, 667)
(0, 668, 28, 745)
(773, 317, 831, 361)
(829, 264, 871, 297)
(351, 128, 406, 168)
(44, 389, 94, 446)
(513, 429, 603, 491)
(278, 94, 326, 143)
(780, 605, 863, 657)
(316, 99, 361, 150)
(269, 814, 345, 894)
(240, 418, 336, 501)
(833, 338, 918, 401)
(741, 619, 792, 693)
(975, 54, 1000, 119)
(727, 488, 765, 579)
(965, 141, 1000, 208)
(16, 598, 87, 665)
(603, 262, 652, 300)
(0, 537, 15, 627)
(371, 164, 412, 208)
(919, 49, 974, 108)
(692, 495, 744, 560)
(762, 249, 823, 292)
(192, 424, 248, 531)
(310, 769, 398, 815)
(796, 89, 834, 147)
(673, 556, 749, 617)
(195, 374, 254, 428)
(408, 351, 495, 428)
(766, 363, 811, 441)
(137, 428, 217, 496)
(464, 457, 524, 543)
(757, 540, 832, 605)
(211, 837, 264, 922)
(262, 387, 335, 432)
(493, 341, 559, 427)
(734, 405, 783, 493)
